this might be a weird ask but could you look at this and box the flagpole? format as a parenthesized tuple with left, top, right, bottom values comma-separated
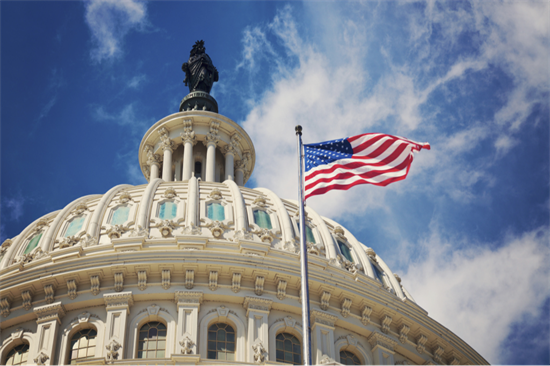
(295, 125, 312, 366)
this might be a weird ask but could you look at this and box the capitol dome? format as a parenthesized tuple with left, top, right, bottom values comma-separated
(0, 45, 487, 366)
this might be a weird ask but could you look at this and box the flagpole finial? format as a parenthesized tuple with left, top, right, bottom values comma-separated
(295, 125, 302, 135)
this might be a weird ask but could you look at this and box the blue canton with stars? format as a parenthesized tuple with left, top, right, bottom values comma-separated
(304, 138, 353, 172)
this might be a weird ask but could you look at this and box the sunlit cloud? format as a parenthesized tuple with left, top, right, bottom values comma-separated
(85, 0, 148, 62)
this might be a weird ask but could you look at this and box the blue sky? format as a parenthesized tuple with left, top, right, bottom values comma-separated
(1, 1, 548, 364)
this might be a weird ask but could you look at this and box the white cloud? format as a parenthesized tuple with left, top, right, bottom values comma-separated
(33, 68, 65, 133)
(128, 74, 147, 89)
(403, 226, 550, 364)
(85, 0, 148, 62)
(2, 197, 25, 222)
(93, 102, 147, 134)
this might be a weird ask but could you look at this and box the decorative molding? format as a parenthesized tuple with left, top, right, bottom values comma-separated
(341, 298, 352, 318)
(320, 291, 331, 311)
(232, 273, 241, 293)
(105, 338, 121, 363)
(34, 351, 49, 365)
(159, 127, 175, 152)
(205, 220, 228, 238)
(243, 297, 273, 314)
(252, 340, 267, 364)
(398, 324, 410, 344)
(1, 297, 11, 317)
(138, 270, 147, 291)
(433, 345, 445, 364)
(252, 195, 267, 207)
(367, 331, 398, 352)
(254, 276, 265, 296)
(277, 280, 287, 300)
(209, 188, 223, 200)
(361, 305, 373, 325)
(416, 334, 428, 354)
(106, 225, 127, 240)
(310, 310, 338, 327)
(174, 291, 203, 306)
(114, 272, 124, 292)
(209, 271, 218, 291)
(90, 275, 100, 296)
(34, 302, 66, 324)
(161, 269, 171, 290)
(56, 235, 79, 249)
(21, 290, 32, 310)
(67, 279, 77, 300)
(180, 119, 196, 145)
(319, 354, 335, 364)
(365, 247, 376, 259)
(252, 228, 275, 244)
(44, 284, 55, 304)
(118, 190, 132, 203)
(103, 292, 134, 310)
(233, 229, 253, 242)
(185, 269, 195, 289)
(183, 222, 202, 236)
(381, 315, 392, 334)
(73, 203, 88, 215)
(180, 336, 195, 354)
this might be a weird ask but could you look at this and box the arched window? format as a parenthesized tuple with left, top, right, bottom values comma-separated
(207, 323, 235, 361)
(338, 240, 353, 262)
(137, 322, 167, 359)
(23, 232, 42, 255)
(158, 201, 177, 220)
(65, 216, 86, 237)
(69, 328, 97, 364)
(4, 343, 29, 365)
(253, 210, 272, 229)
(276, 333, 301, 365)
(297, 223, 316, 243)
(194, 161, 202, 179)
(207, 203, 225, 221)
(110, 206, 130, 225)
(340, 350, 361, 365)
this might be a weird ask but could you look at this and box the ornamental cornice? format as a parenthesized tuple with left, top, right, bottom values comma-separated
(34, 301, 66, 324)
(103, 291, 134, 310)
(310, 310, 338, 327)
(367, 331, 398, 352)
(174, 291, 203, 306)
(243, 296, 273, 313)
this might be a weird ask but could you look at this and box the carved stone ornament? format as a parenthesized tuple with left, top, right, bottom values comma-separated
(129, 225, 149, 238)
(243, 297, 273, 313)
(146, 145, 161, 167)
(174, 291, 203, 306)
(158, 220, 177, 237)
(209, 271, 219, 291)
(320, 291, 331, 311)
(252, 341, 267, 364)
(15, 247, 48, 268)
(181, 124, 196, 145)
(433, 345, 445, 364)
(232, 273, 241, 293)
(233, 229, 253, 242)
(1, 297, 11, 317)
(105, 339, 121, 363)
(34, 351, 49, 365)
(334, 225, 346, 238)
(114, 273, 124, 292)
(161, 269, 171, 290)
(381, 315, 393, 334)
(138, 271, 148, 291)
(22, 290, 32, 310)
(398, 324, 410, 344)
(277, 280, 287, 300)
(328, 257, 342, 268)
(180, 336, 195, 354)
(34, 302, 66, 324)
(235, 152, 251, 171)
(361, 305, 373, 325)
(209, 188, 222, 200)
(67, 279, 78, 300)
(341, 298, 352, 318)
(90, 275, 101, 296)
(319, 354, 335, 364)
(416, 334, 428, 354)
(367, 331, 398, 352)
(104, 292, 134, 309)
(252, 195, 267, 207)
(36, 218, 49, 230)
(307, 241, 321, 255)
(366, 247, 376, 258)
(185, 270, 195, 289)
(394, 273, 402, 283)
(106, 225, 127, 240)
(253, 228, 275, 244)
(311, 310, 338, 327)
(73, 203, 88, 215)
(206, 220, 227, 238)
(1, 238, 12, 253)
(183, 222, 202, 236)
(283, 316, 296, 328)
(142, 165, 150, 180)
(254, 276, 265, 296)
(57, 235, 79, 249)
(78, 312, 91, 323)
(80, 233, 98, 246)
(164, 187, 178, 198)
(338, 254, 359, 274)
(11, 328, 24, 340)
(118, 190, 132, 203)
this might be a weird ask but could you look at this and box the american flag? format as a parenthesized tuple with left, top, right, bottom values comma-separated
(304, 133, 430, 199)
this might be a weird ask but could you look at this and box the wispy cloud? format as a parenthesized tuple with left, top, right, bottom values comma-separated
(127, 74, 147, 89)
(84, 0, 148, 63)
(2, 196, 25, 222)
(32, 68, 64, 133)
(403, 226, 550, 364)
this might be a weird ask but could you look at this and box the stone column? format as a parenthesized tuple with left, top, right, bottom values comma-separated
(181, 119, 196, 181)
(103, 292, 134, 361)
(33, 302, 66, 365)
(145, 145, 161, 180)
(367, 332, 397, 365)
(224, 147, 235, 181)
(204, 137, 218, 182)
(310, 310, 338, 364)
(243, 297, 272, 363)
(235, 152, 250, 186)
(174, 291, 203, 356)
(159, 127, 175, 182)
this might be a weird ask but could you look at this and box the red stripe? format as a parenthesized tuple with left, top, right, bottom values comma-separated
(350, 134, 388, 154)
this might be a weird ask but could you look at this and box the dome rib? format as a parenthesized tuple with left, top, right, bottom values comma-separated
(88, 184, 133, 240)
(223, 179, 248, 232)
(137, 178, 163, 230)
(305, 206, 337, 259)
(186, 176, 199, 227)
(255, 188, 295, 246)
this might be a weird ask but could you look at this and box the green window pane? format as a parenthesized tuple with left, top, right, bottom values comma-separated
(65, 215, 86, 237)
(373, 263, 385, 283)
(111, 206, 130, 225)
(159, 201, 177, 220)
(297, 223, 316, 243)
(24, 233, 42, 255)
(338, 241, 353, 262)
(254, 210, 272, 229)
(207, 203, 225, 221)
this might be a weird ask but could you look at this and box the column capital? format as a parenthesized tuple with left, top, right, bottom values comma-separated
(203, 132, 219, 147)
(243, 296, 273, 315)
(367, 331, 398, 353)
(146, 148, 161, 167)
(181, 131, 197, 145)
(103, 291, 134, 312)
(159, 127, 175, 152)
(235, 151, 251, 171)
(34, 301, 66, 324)
(310, 310, 338, 328)
(174, 291, 203, 307)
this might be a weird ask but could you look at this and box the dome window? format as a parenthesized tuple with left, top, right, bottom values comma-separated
(137, 321, 167, 359)
(207, 202, 225, 221)
(64, 215, 86, 237)
(158, 201, 177, 220)
(253, 210, 272, 230)
(276, 333, 301, 365)
(69, 328, 97, 364)
(297, 222, 316, 243)
(23, 232, 42, 255)
(207, 323, 235, 361)
(4, 343, 29, 365)
(337, 240, 354, 263)
(110, 206, 130, 226)
(340, 350, 361, 365)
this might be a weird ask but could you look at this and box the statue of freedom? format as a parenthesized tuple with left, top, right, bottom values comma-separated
(182, 40, 219, 94)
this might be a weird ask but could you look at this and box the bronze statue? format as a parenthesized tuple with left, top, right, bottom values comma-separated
(182, 40, 218, 94)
